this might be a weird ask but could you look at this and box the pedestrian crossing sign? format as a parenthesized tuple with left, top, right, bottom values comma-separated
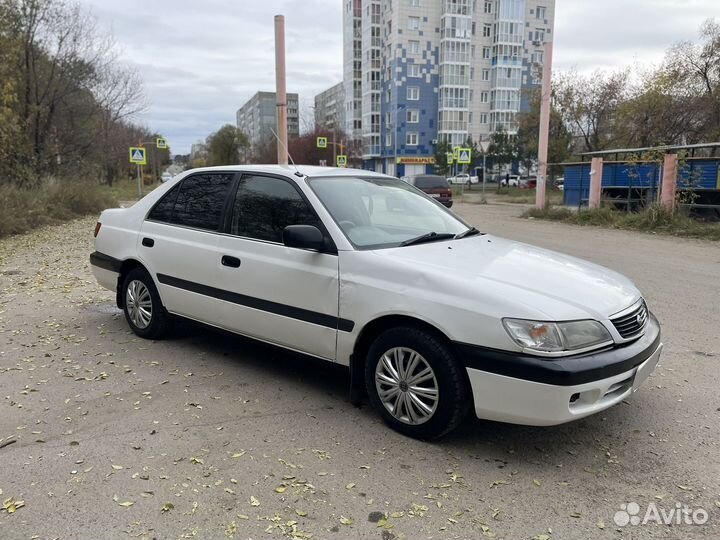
(156, 137, 168, 149)
(129, 147, 147, 165)
(336, 154, 348, 167)
(457, 148, 472, 164)
(317, 137, 328, 149)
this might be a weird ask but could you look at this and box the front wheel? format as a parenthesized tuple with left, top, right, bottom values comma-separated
(365, 327, 470, 439)
(122, 267, 170, 339)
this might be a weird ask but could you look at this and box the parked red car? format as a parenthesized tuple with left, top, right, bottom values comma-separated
(406, 174, 453, 208)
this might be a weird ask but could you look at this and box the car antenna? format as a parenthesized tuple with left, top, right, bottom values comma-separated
(269, 127, 304, 177)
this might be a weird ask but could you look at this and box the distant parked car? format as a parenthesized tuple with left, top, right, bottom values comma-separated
(447, 173, 472, 186)
(161, 173, 173, 183)
(407, 174, 453, 208)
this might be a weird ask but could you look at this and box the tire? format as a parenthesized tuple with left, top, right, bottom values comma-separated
(365, 327, 470, 440)
(121, 267, 170, 339)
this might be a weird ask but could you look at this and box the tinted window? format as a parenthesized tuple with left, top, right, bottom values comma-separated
(169, 173, 234, 230)
(148, 183, 181, 222)
(411, 175, 449, 189)
(230, 175, 320, 242)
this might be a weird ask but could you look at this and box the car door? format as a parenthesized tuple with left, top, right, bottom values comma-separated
(139, 172, 236, 325)
(214, 173, 340, 360)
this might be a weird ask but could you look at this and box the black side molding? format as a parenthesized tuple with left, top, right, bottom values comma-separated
(156, 273, 355, 332)
(454, 314, 661, 386)
(90, 251, 123, 273)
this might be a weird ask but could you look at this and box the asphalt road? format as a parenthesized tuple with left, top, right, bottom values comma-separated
(1, 202, 718, 540)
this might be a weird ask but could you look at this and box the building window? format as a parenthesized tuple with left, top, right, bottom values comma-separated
(409, 40, 420, 54)
(407, 86, 420, 100)
(406, 132, 418, 146)
(480, 113, 488, 124)
(482, 69, 490, 81)
(410, 0, 420, 6)
(535, 29, 545, 42)
(482, 46, 490, 59)
(484, 1, 492, 13)
(408, 63, 420, 77)
(483, 24, 491, 37)
(408, 16, 420, 30)
(407, 109, 419, 123)
(386, 133, 392, 146)
(537, 6, 546, 19)
(480, 91, 488, 103)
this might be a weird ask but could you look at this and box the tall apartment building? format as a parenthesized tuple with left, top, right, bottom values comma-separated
(342, 0, 555, 176)
(314, 82, 346, 131)
(236, 91, 300, 152)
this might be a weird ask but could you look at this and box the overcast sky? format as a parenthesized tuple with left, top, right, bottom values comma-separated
(83, 0, 718, 154)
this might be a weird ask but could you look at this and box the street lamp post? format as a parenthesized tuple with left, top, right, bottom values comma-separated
(479, 138, 491, 202)
(393, 104, 405, 178)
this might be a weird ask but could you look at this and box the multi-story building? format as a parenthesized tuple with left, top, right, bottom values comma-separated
(314, 82, 346, 131)
(342, 0, 555, 176)
(236, 91, 300, 152)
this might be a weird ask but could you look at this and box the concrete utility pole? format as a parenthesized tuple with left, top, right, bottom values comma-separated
(535, 37, 555, 208)
(274, 15, 288, 165)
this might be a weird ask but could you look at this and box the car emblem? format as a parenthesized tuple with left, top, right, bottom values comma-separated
(636, 308, 646, 325)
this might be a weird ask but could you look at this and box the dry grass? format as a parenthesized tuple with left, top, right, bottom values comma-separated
(0, 181, 117, 238)
(524, 204, 720, 241)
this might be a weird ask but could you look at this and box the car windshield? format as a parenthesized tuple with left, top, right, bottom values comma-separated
(412, 175, 448, 189)
(307, 176, 468, 249)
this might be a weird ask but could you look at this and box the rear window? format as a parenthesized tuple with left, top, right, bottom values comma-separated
(412, 175, 449, 189)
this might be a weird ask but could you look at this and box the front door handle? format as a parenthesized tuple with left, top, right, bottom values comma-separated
(221, 255, 241, 268)
(142, 237, 154, 247)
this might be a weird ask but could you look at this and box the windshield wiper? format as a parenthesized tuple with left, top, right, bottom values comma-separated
(454, 226, 482, 240)
(400, 232, 456, 247)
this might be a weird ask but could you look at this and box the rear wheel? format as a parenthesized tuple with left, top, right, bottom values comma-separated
(122, 267, 169, 339)
(365, 327, 470, 439)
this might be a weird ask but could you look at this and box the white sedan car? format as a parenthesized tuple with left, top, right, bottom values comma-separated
(90, 165, 662, 439)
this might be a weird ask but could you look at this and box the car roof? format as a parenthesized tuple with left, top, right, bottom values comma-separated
(180, 164, 392, 179)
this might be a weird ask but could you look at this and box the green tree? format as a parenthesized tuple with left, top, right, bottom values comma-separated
(487, 126, 516, 175)
(433, 139, 452, 176)
(516, 88, 573, 175)
(206, 124, 249, 166)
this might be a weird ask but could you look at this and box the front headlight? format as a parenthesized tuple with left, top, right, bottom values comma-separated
(502, 318, 613, 356)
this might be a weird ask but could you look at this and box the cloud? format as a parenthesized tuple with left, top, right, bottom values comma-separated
(82, 0, 717, 153)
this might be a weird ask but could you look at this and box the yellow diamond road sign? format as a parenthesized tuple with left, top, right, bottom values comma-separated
(336, 154, 348, 167)
(457, 148, 472, 164)
(316, 136, 328, 149)
(156, 137, 168, 149)
(129, 147, 147, 165)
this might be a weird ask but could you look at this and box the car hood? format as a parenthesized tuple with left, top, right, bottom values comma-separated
(372, 234, 640, 321)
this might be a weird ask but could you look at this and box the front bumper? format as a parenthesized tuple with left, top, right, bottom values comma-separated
(455, 314, 662, 426)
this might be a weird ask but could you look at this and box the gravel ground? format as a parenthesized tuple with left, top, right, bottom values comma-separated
(0, 202, 718, 540)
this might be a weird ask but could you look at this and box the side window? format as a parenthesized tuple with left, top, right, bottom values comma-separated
(165, 173, 233, 230)
(148, 183, 181, 223)
(230, 175, 320, 242)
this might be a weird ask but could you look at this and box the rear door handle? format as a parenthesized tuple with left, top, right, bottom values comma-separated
(221, 255, 241, 268)
(142, 237, 154, 247)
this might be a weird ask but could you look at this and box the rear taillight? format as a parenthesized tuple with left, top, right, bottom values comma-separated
(94, 222, 101, 238)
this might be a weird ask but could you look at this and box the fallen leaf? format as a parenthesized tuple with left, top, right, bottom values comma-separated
(249, 495, 260, 507)
(190, 457, 204, 465)
(533, 479, 541, 486)
(161, 502, 174, 512)
(231, 451, 246, 459)
(340, 516, 353, 525)
(111, 464, 123, 470)
(346, 483, 356, 490)
(597, 520, 605, 529)
(275, 486, 287, 493)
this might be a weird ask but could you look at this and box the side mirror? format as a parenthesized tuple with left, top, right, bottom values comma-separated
(283, 225, 325, 251)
